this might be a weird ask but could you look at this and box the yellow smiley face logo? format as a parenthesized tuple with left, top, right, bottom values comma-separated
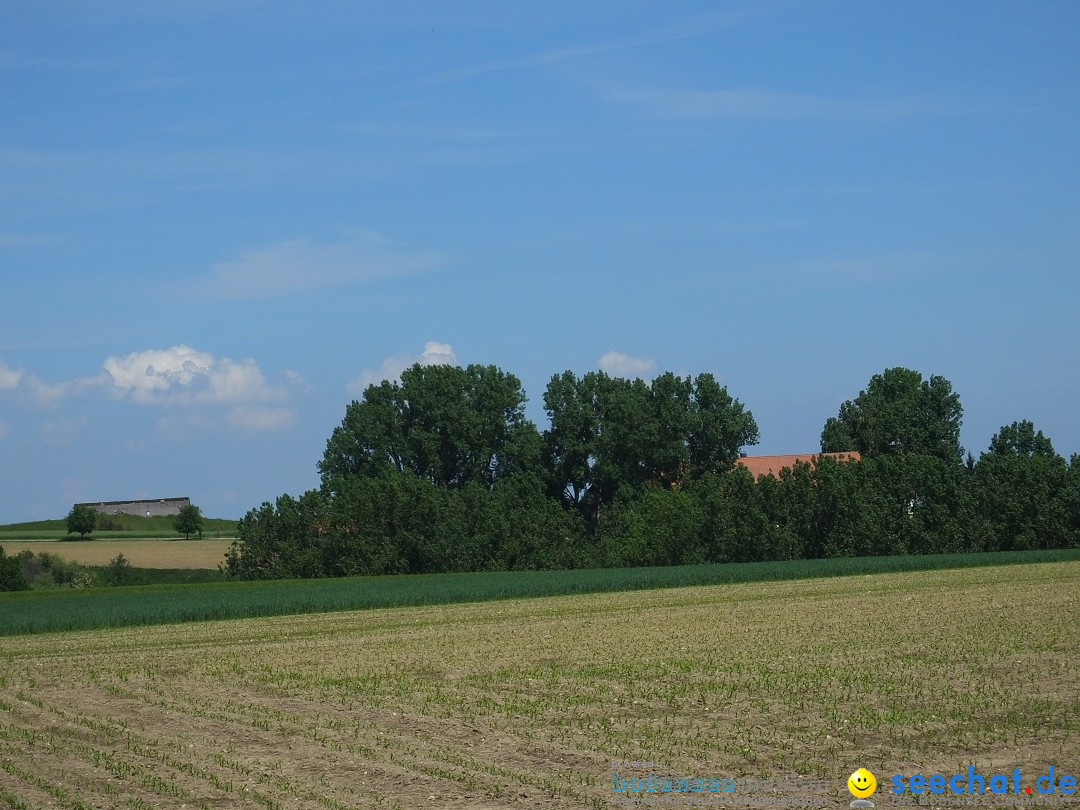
(848, 768, 877, 799)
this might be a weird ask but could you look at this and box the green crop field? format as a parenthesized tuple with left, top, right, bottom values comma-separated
(3, 549, 1080, 636)
(0, 561, 1077, 809)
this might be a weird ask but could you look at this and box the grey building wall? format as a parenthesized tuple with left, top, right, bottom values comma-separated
(77, 497, 191, 517)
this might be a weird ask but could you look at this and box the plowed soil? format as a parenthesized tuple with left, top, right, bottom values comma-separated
(1, 563, 1077, 808)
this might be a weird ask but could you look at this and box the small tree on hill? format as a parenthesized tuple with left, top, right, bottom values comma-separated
(173, 504, 204, 540)
(65, 504, 97, 539)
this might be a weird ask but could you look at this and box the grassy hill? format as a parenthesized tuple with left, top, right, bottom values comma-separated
(0, 513, 239, 540)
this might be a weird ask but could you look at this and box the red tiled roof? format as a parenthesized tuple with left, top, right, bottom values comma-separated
(736, 452, 861, 479)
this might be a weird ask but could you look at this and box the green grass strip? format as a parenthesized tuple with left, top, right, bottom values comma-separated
(1, 548, 1078, 637)
(0, 515, 238, 540)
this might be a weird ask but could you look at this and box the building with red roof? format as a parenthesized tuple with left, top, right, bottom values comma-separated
(736, 452, 861, 479)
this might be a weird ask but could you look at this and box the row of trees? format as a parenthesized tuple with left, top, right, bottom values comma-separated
(224, 365, 1080, 579)
(64, 503, 205, 540)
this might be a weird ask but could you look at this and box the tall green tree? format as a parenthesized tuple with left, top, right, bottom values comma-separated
(225, 491, 328, 579)
(687, 373, 760, 476)
(65, 504, 97, 539)
(821, 367, 964, 463)
(319, 363, 540, 493)
(856, 454, 968, 556)
(597, 486, 704, 568)
(806, 454, 868, 558)
(1061, 455, 1080, 546)
(692, 469, 781, 563)
(969, 421, 1071, 550)
(542, 371, 649, 533)
(543, 370, 758, 534)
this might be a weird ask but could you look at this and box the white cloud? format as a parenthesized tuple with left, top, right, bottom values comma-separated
(0, 360, 87, 408)
(102, 345, 274, 405)
(0, 346, 297, 435)
(599, 351, 657, 378)
(154, 403, 297, 438)
(346, 341, 458, 396)
(228, 406, 297, 433)
(199, 231, 445, 302)
(23, 375, 81, 408)
(418, 341, 456, 366)
(102, 346, 298, 435)
(0, 360, 24, 390)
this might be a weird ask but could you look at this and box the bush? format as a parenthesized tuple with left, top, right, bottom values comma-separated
(15, 550, 99, 589)
(97, 514, 124, 531)
(0, 546, 29, 591)
(105, 553, 131, 586)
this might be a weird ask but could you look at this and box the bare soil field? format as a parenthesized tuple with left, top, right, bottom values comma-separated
(0, 539, 232, 569)
(0, 562, 1077, 809)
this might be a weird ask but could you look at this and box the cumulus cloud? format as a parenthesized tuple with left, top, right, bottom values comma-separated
(98, 345, 301, 434)
(102, 345, 274, 405)
(199, 231, 445, 302)
(346, 341, 458, 396)
(599, 351, 658, 378)
(0, 346, 298, 435)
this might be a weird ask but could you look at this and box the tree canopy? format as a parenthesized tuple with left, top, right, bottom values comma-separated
(319, 363, 539, 493)
(821, 367, 963, 463)
(987, 419, 1057, 458)
(543, 370, 758, 533)
(970, 421, 1070, 551)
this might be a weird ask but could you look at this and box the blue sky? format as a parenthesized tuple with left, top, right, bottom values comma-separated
(2, 1, 1078, 522)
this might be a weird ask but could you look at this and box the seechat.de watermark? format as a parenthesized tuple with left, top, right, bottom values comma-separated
(844, 767, 1076, 809)
(891, 766, 1076, 799)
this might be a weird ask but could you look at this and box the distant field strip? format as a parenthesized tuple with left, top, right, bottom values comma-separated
(0, 530, 236, 541)
(0, 539, 233, 569)
(0, 563, 1077, 809)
